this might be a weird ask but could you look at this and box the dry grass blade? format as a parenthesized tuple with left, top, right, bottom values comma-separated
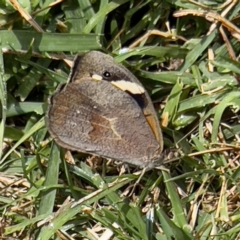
(173, 9, 240, 41)
(9, 0, 43, 32)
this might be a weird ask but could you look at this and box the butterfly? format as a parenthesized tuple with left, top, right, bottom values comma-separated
(46, 51, 163, 168)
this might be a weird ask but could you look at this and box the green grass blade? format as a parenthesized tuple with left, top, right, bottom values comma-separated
(0, 30, 101, 52)
(0, 48, 6, 159)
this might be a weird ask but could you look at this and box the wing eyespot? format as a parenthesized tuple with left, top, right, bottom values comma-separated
(103, 71, 111, 78)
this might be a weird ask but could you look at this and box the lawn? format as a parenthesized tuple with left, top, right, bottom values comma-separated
(1, 0, 240, 239)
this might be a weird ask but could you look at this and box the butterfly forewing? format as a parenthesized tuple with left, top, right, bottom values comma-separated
(47, 78, 162, 167)
(46, 51, 164, 168)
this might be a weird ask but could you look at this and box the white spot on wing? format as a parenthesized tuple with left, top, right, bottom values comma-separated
(92, 74, 103, 81)
(111, 80, 145, 94)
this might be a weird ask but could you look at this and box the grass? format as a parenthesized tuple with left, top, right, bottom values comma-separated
(1, 0, 240, 239)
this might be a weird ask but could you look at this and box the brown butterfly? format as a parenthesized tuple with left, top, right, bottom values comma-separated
(46, 51, 164, 168)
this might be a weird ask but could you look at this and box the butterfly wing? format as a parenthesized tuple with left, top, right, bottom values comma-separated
(46, 78, 162, 167)
(70, 52, 163, 153)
